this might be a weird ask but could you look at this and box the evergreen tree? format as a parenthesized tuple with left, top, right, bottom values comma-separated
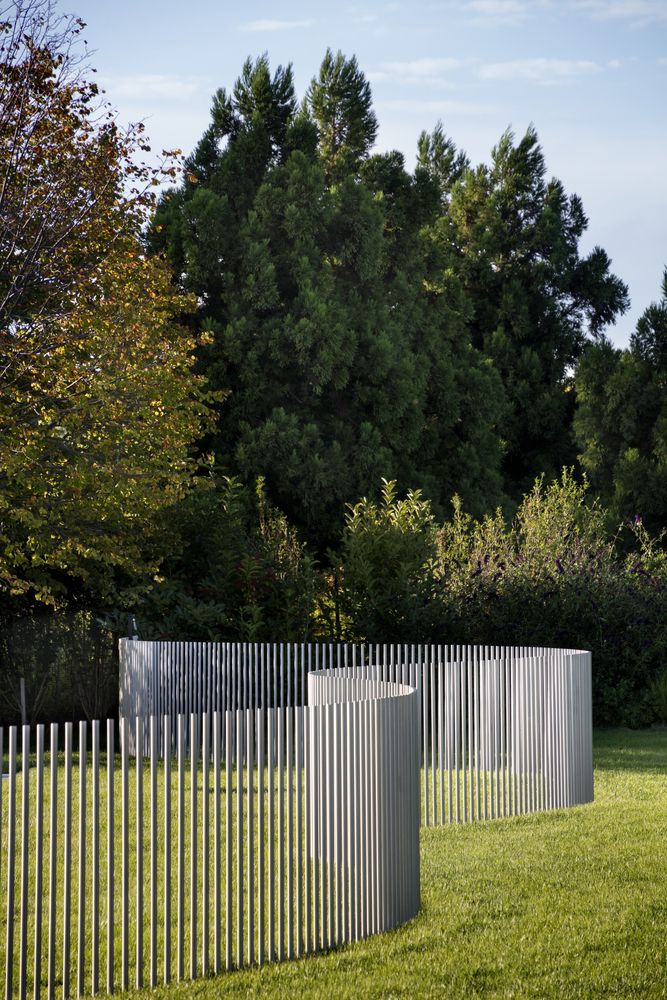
(445, 126, 629, 499)
(360, 149, 506, 515)
(148, 55, 304, 304)
(574, 269, 667, 531)
(416, 122, 469, 203)
(148, 54, 506, 548)
(306, 49, 378, 180)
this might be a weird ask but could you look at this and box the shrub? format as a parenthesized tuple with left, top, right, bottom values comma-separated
(649, 670, 667, 724)
(432, 473, 666, 726)
(337, 471, 667, 726)
(135, 475, 317, 642)
(335, 479, 448, 642)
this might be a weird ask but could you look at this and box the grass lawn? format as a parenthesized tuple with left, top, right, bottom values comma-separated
(136, 728, 667, 1000)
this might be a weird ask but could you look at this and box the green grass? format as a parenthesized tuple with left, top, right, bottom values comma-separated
(3, 728, 666, 999)
(134, 728, 667, 1000)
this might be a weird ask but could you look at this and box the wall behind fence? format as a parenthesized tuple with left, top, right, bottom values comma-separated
(120, 641, 594, 821)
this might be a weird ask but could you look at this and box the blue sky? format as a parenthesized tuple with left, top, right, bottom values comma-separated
(68, 0, 666, 347)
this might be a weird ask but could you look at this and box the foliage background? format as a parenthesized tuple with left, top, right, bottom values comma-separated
(0, 10, 664, 728)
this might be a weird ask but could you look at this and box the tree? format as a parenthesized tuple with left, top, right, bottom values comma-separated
(0, 242, 214, 605)
(0, 0, 175, 328)
(0, 0, 213, 605)
(150, 53, 507, 548)
(148, 54, 310, 305)
(574, 269, 667, 531)
(445, 126, 629, 499)
(416, 121, 468, 203)
(306, 48, 378, 180)
(206, 147, 410, 543)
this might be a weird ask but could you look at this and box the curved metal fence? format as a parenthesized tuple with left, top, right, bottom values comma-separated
(0, 643, 591, 1000)
(307, 670, 420, 936)
(0, 659, 420, 999)
(120, 640, 594, 820)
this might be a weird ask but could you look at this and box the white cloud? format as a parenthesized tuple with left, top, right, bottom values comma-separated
(658, 57, 667, 65)
(479, 58, 601, 83)
(371, 57, 468, 84)
(467, 0, 528, 15)
(574, 0, 667, 21)
(239, 19, 314, 32)
(464, 0, 552, 23)
(382, 98, 494, 115)
(101, 75, 202, 102)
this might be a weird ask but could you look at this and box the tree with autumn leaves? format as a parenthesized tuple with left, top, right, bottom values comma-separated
(0, 0, 213, 607)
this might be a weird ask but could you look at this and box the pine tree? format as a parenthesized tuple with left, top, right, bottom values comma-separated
(574, 269, 667, 531)
(416, 122, 469, 202)
(148, 54, 507, 548)
(306, 49, 378, 180)
(446, 126, 629, 499)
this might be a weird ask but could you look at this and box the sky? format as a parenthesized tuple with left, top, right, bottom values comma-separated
(64, 0, 666, 348)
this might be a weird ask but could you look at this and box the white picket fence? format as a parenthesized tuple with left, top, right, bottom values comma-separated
(0, 642, 592, 1000)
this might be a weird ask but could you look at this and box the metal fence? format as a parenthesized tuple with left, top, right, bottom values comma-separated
(0, 642, 592, 1000)
(120, 641, 594, 821)
(0, 665, 419, 999)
